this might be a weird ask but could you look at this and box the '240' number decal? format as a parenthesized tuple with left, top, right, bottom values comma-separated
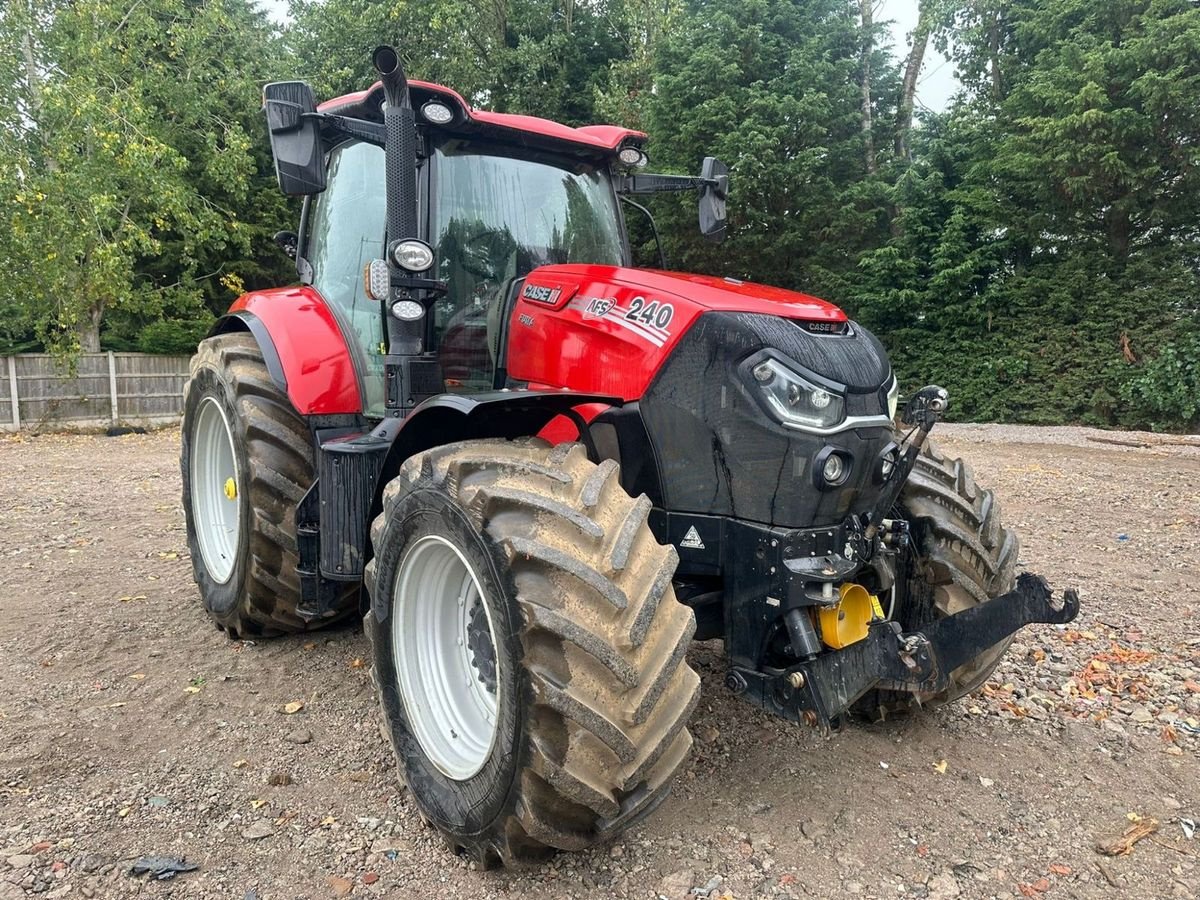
(625, 297, 674, 330)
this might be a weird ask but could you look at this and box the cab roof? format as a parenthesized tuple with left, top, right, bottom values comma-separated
(318, 80, 645, 157)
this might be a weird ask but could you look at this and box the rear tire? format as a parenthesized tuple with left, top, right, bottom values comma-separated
(181, 332, 354, 638)
(365, 439, 699, 866)
(857, 439, 1020, 718)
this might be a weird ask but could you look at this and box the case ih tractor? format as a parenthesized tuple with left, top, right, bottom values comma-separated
(181, 47, 1079, 866)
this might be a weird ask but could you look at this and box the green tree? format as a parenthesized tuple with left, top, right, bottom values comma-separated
(0, 0, 292, 355)
(287, 0, 632, 124)
(854, 0, 1200, 428)
(638, 0, 898, 301)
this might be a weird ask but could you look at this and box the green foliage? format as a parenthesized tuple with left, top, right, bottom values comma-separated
(630, 0, 903, 303)
(136, 318, 216, 355)
(0, 0, 292, 355)
(851, 0, 1200, 430)
(1120, 333, 1200, 431)
(286, 0, 632, 124)
(0, 0, 1194, 430)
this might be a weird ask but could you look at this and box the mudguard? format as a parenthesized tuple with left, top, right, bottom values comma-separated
(369, 390, 622, 513)
(209, 286, 362, 416)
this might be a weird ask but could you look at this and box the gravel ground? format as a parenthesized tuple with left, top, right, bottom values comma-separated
(0, 424, 1197, 900)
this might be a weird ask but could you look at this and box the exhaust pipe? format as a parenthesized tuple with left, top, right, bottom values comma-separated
(372, 45, 418, 244)
(372, 45, 410, 110)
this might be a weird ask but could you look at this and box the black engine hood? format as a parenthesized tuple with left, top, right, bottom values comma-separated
(638, 311, 895, 529)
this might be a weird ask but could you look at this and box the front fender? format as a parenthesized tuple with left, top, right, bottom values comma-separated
(211, 286, 362, 416)
(370, 390, 620, 512)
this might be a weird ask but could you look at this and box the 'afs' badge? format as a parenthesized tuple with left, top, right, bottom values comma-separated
(522, 283, 562, 305)
(582, 297, 615, 319)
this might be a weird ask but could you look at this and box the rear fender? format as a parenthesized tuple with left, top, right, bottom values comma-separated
(210, 286, 362, 416)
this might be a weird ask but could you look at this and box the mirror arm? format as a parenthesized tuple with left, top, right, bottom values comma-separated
(305, 113, 387, 148)
(619, 173, 719, 195)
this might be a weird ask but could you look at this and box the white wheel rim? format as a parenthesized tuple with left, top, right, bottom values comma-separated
(392, 535, 501, 781)
(190, 396, 241, 585)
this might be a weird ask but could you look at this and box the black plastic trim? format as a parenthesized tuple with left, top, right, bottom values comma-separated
(369, 390, 625, 521)
(874, 441, 901, 485)
(208, 311, 287, 393)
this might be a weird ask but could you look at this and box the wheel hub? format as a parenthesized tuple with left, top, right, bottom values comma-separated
(190, 396, 240, 584)
(467, 599, 497, 694)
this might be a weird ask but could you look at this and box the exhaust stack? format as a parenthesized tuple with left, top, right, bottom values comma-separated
(372, 46, 418, 245)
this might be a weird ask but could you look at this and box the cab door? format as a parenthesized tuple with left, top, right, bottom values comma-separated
(299, 140, 388, 415)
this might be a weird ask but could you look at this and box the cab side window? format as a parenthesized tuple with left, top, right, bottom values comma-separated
(304, 141, 387, 410)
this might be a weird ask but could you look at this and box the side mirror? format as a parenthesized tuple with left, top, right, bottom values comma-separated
(273, 230, 298, 259)
(698, 157, 728, 243)
(263, 81, 326, 196)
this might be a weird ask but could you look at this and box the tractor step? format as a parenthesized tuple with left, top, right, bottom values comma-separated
(294, 426, 391, 621)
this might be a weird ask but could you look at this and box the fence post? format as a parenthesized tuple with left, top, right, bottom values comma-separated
(107, 351, 119, 424)
(7, 356, 18, 429)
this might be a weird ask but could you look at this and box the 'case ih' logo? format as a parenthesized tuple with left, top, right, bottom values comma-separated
(802, 320, 849, 335)
(522, 283, 562, 305)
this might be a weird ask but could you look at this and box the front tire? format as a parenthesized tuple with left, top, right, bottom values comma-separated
(365, 439, 699, 866)
(181, 332, 354, 638)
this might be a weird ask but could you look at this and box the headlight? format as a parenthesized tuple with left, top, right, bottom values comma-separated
(421, 101, 454, 125)
(392, 239, 434, 272)
(750, 358, 845, 431)
(886, 376, 899, 420)
(822, 452, 847, 484)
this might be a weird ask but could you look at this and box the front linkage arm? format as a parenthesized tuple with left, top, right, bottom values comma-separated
(863, 384, 948, 543)
(737, 574, 1081, 729)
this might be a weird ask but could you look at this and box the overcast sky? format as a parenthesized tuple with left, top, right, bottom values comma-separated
(880, 0, 958, 111)
(255, 0, 959, 112)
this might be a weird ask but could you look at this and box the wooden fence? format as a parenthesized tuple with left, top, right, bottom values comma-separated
(0, 352, 191, 432)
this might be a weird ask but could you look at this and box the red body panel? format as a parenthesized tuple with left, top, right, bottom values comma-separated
(318, 82, 644, 153)
(506, 265, 847, 400)
(230, 287, 362, 415)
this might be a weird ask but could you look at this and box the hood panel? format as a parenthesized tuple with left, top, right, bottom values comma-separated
(506, 264, 855, 401)
(525, 264, 847, 321)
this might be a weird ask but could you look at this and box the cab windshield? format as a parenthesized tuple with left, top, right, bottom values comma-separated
(430, 139, 626, 390)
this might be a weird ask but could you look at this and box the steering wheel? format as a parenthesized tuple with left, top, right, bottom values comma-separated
(457, 228, 511, 280)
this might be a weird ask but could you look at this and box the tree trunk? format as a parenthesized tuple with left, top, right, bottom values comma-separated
(1107, 207, 1131, 268)
(19, 2, 41, 115)
(988, 10, 1004, 101)
(78, 302, 102, 353)
(895, 2, 933, 161)
(859, 0, 876, 175)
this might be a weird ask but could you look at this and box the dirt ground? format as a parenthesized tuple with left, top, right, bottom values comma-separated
(1, 424, 1197, 900)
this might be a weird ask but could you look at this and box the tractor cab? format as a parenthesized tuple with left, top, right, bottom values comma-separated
(269, 75, 726, 416)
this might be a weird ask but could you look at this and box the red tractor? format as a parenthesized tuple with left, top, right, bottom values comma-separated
(181, 47, 1078, 867)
